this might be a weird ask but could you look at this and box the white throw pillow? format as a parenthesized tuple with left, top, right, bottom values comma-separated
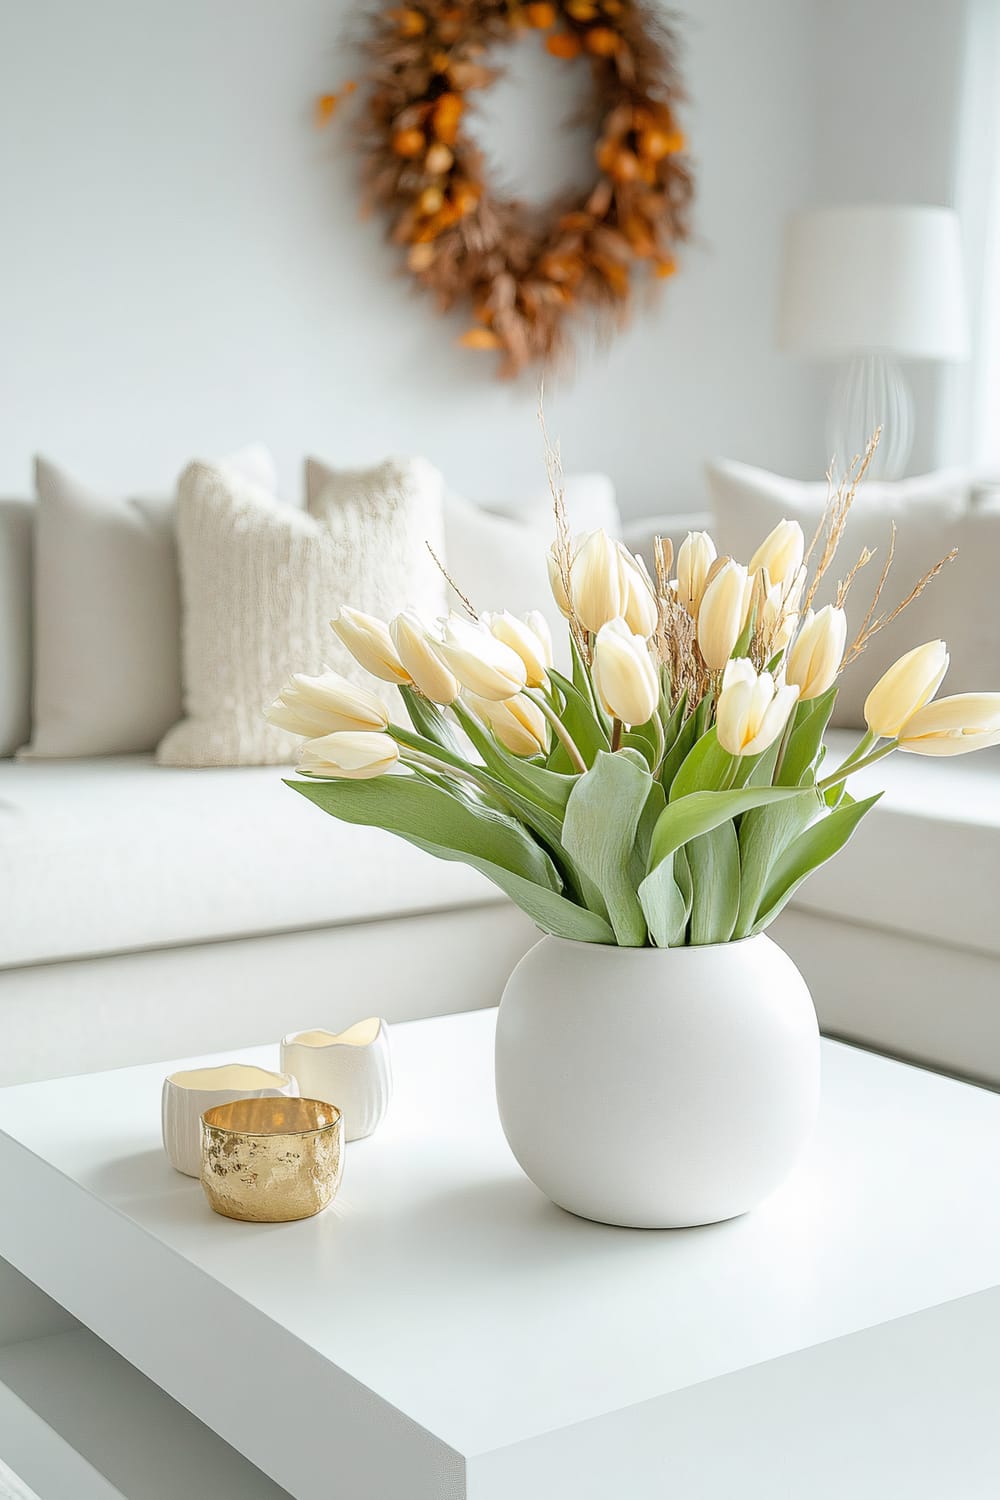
(442, 490, 556, 626)
(306, 462, 616, 663)
(485, 472, 621, 539)
(706, 460, 995, 728)
(158, 456, 446, 766)
(20, 446, 275, 759)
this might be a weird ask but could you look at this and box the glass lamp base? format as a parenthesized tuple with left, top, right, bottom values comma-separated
(827, 353, 913, 481)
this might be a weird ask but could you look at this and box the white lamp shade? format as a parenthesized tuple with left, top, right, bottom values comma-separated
(778, 205, 968, 361)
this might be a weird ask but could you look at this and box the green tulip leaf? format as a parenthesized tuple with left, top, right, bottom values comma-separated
(547, 669, 611, 768)
(451, 701, 575, 819)
(658, 702, 702, 793)
(398, 687, 466, 759)
(288, 775, 616, 944)
(777, 688, 838, 787)
(562, 750, 653, 946)
(751, 791, 883, 933)
(647, 783, 804, 876)
(637, 852, 688, 947)
(733, 789, 818, 939)
(686, 819, 741, 945)
(669, 724, 737, 800)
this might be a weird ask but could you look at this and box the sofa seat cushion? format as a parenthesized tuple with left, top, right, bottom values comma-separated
(790, 730, 1000, 958)
(0, 757, 501, 969)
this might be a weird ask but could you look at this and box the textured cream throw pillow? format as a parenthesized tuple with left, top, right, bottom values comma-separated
(21, 446, 276, 759)
(706, 460, 997, 728)
(157, 456, 446, 766)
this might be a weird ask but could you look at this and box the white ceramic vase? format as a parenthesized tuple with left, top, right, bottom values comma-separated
(281, 1019, 392, 1142)
(494, 934, 820, 1229)
(161, 1064, 299, 1177)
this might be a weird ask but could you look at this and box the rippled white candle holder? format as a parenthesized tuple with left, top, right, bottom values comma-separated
(281, 1019, 392, 1142)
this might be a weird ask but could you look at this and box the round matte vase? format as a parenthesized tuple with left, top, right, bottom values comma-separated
(494, 934, 820, 1229)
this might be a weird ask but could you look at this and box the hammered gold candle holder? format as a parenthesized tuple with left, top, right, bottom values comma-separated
(200, 1097, 344, 1223)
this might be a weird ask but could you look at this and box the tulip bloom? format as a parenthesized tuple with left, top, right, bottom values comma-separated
(785, 605, 847, 700)
(617, 544, 659, 638)
(524, 610, 554, 668)
(758, 577, 798, 654)
(697, 560, 753, 671)
(389, 611, 458, 704)
(864, 640, 949, 738)
(592, 618, 659, 726)
(570, 529, 626, 632)
(749, 518, 805, 589)
(431, 614, 527, 701)
(297, 730, 400, 779)
(716, 659, 799, 757)
(266, 669, 389, 738)
(484, 610, 551, 688)
(675, 530, 716, 617)
(464, 691, 549, 756)
(331, 607, 409, 685)
(897, 693, 1000, 756)
(547, 546, 572, 617)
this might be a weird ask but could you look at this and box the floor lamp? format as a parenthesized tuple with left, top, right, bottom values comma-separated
(778, 205, 968, 480)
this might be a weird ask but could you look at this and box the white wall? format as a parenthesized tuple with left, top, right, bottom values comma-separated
(0, 0, 825, 517)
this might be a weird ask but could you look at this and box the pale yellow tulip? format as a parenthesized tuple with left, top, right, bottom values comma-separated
(864, 640, 949, 738)
(897, 693, 1000, 755)
(464, 691, 549, 756)
(617, 544, 659, 638)
(431, 614, 527, 701)
(389, 611, 458, 704)
(716, 658, 799, 757)
(785, 605, 847, 700)
(675, 530, 716, 617)
(570, 529, 626, 632)
(697, 561, 753, 671)
(484, 610, 551, 688)
(758, 577, 798, 653)
(523, 610, 554, 669)
(297, 730, 400, 779)
(331, 607, 409, 685)
(547, 546, 572, 617)
(266, 669, 388, 738)
(592, 618, 659, 726)
(749, 518, 805, 589)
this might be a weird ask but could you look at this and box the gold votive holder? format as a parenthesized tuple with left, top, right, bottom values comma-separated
(200, 1097, 344, 1223)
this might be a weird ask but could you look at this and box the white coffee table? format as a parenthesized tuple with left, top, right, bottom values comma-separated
(0, 1008, 998, 1500)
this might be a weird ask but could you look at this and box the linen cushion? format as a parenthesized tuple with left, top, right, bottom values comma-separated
(0, 755, 498, 968)
(20, 447, 276, 759)
(158, 456, 446, 766)
(0, 498, 34, 757)
(307, 461, 616, 661)
(706, 460, 996, 727)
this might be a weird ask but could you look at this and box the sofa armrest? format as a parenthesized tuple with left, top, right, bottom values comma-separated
(621, 512, 712, 569)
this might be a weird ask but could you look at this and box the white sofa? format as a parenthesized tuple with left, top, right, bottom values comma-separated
(1, 499, 998, 1092)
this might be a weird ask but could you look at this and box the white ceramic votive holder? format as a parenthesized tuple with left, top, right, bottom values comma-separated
(161, 1064, 299, 1176)
(281, 1019, 392, 1142)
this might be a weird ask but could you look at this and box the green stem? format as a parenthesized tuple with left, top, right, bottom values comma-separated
(391, 723, 521, 815)
(817, 738, 897, 793)
(832, 728, 879, 778)
(400, 746, 493, 793)
(771, 705, 798, 784)
(718, 756, 740, 791)
(524, 688, 588, 773)
(648, 709, 666, 775)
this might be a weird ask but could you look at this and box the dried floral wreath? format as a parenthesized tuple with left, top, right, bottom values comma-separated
(318, 0, 694, 376)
